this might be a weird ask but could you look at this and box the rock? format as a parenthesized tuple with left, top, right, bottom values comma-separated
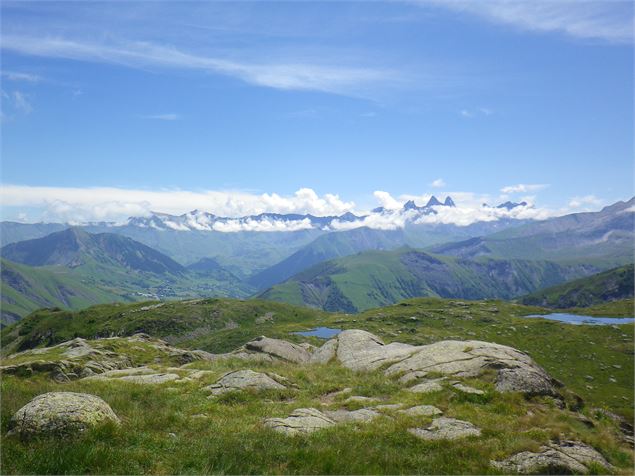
(118, 373, 180, 384)
(408, 417, 481, 441)
(452, 383, 485, 395)
(399, 405, 443, 417)
(335, 330, 422, 371)
(205, 370, 286, 396)
(241, 336, 312, 364)
(385, 339, 558, 396)
(343, 396, 380, 404)
(374, 403, 404, 411)
(324, 408, 381, 423)
(255, 312, 275, 324)
(187, 370, 215, 380)
(491, 440, 611, 474)
(264, 408, 335, 435)
(310, 339, 338, 364)
(8, 392, 119, 438)
(407, 378, 445, 394)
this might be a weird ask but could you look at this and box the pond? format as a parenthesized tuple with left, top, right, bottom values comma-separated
(293, 327, 342, 339)
(522, 313, 635, 325)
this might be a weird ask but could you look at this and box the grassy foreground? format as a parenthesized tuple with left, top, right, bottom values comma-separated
(1, 297, 633, 474)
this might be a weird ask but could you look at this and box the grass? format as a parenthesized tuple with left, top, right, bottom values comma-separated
(2, 353, 633, 474)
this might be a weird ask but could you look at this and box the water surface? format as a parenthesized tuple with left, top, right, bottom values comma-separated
(293, 327, 342, 339)
(523, 313, 634, 325)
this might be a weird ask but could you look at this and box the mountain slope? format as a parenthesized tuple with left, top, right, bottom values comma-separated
(0, 259, 123, 325)
(1, 228, 185, 274)
(520, 264, 634, 308)
(430, 198, 635, 267)
(0, 230, 254, 321)
(248, 227, 408, 290)
(258, 248, 597, 312)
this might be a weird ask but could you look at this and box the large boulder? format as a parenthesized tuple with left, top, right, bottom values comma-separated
(385, 340, 558, 396)
(7, 392, 119, 438)
(408, 417, 481, 441)
(205, 370, 286, 396)
(264, 408, 335, 435)
(229, 336, 312, 364)
(333, 330, 423, 371)
(491, 440, 612, 474)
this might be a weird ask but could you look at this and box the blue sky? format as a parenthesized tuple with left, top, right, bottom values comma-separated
(1, 1, 633, 223)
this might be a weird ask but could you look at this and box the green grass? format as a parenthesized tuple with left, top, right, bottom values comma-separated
(2, 353, 633, 474)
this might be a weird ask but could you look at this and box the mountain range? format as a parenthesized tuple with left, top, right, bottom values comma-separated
(1, 196, 633, 321)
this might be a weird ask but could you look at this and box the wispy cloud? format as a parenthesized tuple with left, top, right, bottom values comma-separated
(1, 35, 396, 96)
(421, 0, 633, 44)
(430, 178, 446, 188)
(2, 71, 42, 83)
(12, 91, 33, 114)
(568, 194, 603, 209)
(501, 183, 548, 194)
(460, 107, 493, 118)
(140, 113, 181, 121)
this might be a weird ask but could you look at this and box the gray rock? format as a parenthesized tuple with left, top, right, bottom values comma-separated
(409, 417, 481, 440)
(491, 440, 612, 474)
(386, 339, 557, 396)
(374, 403, 404, 411)
(324, 408, 381, 423)
(335, 330, 422, 371)
(452, 383, 485, 395)
(310, 339, 338, 364)
(343, 396, 380, 404)
(399, 405, 443, 417)
(264, 408, 335, 435)
(407, 378, 446, 394)
(205, 370, 286, 396)
(118, 373, 180, 384)
(8, 392, 119, 438)
(243, 336, 312, 364)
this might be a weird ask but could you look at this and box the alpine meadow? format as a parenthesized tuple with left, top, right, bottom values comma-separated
(0, 1, 633, 475)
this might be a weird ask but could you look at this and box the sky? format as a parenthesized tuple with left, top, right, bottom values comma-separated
(1, 0, 633, 224)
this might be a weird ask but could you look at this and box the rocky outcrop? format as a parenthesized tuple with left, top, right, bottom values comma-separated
(0, 334, 216, 382)
(229, 336, 312, 364)
(384, 340, 559, 396)
(205, 370, 286, 396)
(407, 378, 446, 394)
(334, 330, 423, 371)
(491, 440, 612, 474)
(408, 417, 481, 440)
(324, 408, 381, 423)
(264, 408, 335, 435)
(7, 392, 119, 438)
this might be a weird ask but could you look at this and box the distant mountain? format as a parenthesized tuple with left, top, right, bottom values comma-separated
(520, 264, 634, 309)
(0, 229, 253, 320)
(497, 201, 528, 210)
(430, 198, 635, 267)
(1, 228, 185, 274)
(258, 247, 597, 312)
(248, 227, 407, 290)
(0, 259, 123, 325)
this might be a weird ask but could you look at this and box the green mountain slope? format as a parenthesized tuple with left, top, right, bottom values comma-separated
(0, 230, 253, 321)
(430, 198, 635, 267)
(520, 264, 634, 308)
(258, 248, 597, 312)
(248, 227, 407, 290)
(0, 259, 123, 325)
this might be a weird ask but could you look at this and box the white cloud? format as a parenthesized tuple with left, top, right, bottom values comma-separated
(1, 35, 395, 96)
(500, 183, 548, 194)
(0, 184, 356, 224)
(373, 191, 403, 210)
(460, 109, 473, 118)
(140, 113, 181, 121)
(12, 91, 33, 114)
(430, 178, 446, 188)
(568, 194, 603, 209)
(2, 71, 42, 83)
(422, 0, 633, 44)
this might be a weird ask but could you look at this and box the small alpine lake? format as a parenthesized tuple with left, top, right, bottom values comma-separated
(292, 327, 342, 339)
(522, 313, 635, 325)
